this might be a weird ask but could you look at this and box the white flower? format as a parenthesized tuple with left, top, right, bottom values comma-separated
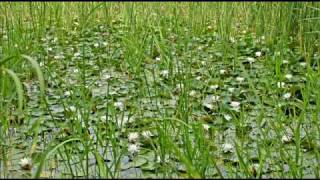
(114, 101, 124, 111)
(207, 25, 213, 30)
(128, 143, 140, 154)
(247, 57, 256, 63)
(283, 93, 291, 99)
(189, 90, 197, 97)
(224, 114, 232, 121)
(174, 84, 184, 94)
(100, 115, 107, 121)
(94, 43, 99, 47)
(203, 103, 213, 110)
(39, 62, 44, 67)
(277, 82, 285, 88)
(128, 132, 139, 143)
(54, 54, 65, 60)
(220, 69, 226, 75)
(201, 61, 206, 65)
(230, 101, 240, 111)
(230, 101, 240, 108)
(160, 70, 169, 79)
(156, 156, 161, 163)
(155, 57, 161, 62)
(211, 95, 220, 102)
(281, 135, 292, 143)
(300, 62, 307, 67)
(196, 76, 202, 81)
(73, 68, 79, 73)
(69, 106, 76, 112)
(228, 87, 235, 93)
(255, 51, 262, 57)
(285, 74, 293, 80)
(197, 46, 203, 51)
(64, 91, 71, 97)
(19, 158, 32, 170)
(251, 163, 260, 170)
(142, 130, 153, 138)
(210, 85, 219, 90)
(156, 155, 170, 163)
(222, 143, 234, 153)
(230, 37, 235, 43)
(202, 124, 210, 131)
(236, 77, 245, 83)
(283, 60, 289, 64)
(102, 74, 111, 80)
(74, 52, 81, 57)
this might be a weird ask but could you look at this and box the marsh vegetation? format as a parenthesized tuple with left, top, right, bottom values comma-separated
(0, 2, 320, 178)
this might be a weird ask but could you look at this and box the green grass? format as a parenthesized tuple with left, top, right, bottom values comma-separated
(0, 2, 320, 178)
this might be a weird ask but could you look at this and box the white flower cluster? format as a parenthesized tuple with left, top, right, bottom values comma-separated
(236, 77, 245, 83)
(283, 93, 291, 100)
(160, 70, 169, 79)
(230, 101, 241, 111)
(202, 124, 210, 131)
(128, 132, 140, 155)
(222, 143, 234, 153)
(128, 144, 140, 155)
(128, 130, 153, 156)
(128, 132, 139, 143)
(114, 101, 124, 111)
(210, 84, 219, 90)
(255, 51, 262, 57)
(19, 157, 32, 170)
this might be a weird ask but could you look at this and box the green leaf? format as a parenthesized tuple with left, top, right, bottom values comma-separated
(94, 150, 109, 178)
(21, 55, 45, 99)
(2, 68, 24, 113)
(0, 55, 17, 65)
(33, 138, 82, 178)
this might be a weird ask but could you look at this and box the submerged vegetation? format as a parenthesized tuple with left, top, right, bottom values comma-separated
(1, 2, 320, 178)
